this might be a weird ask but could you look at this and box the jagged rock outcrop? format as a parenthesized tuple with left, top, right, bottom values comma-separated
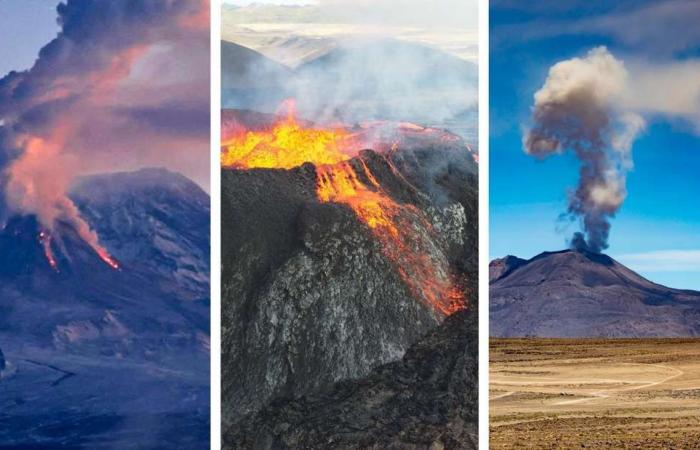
(490, 249, 700, 337)
(489, 255, 526, 283)
(225, 306, 478, 449)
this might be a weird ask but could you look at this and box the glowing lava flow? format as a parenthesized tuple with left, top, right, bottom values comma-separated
(221, 104, 356, 170)
(36, 230, 119, 271)
(316, 161, 463, 315)
(38, 231, 59, 272)
(221, 108, 465, 315)
(96, 248, 120, 270)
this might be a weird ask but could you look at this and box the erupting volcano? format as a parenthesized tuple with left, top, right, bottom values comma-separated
(221, 102, 465, 315)
(6, 135, 120, 273)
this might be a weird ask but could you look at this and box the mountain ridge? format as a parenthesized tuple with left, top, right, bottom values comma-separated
(490, 249, 700, 337)
(0, 167, 210, 448)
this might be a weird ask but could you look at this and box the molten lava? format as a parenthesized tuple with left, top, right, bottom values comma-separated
(222, 106, 466, 315)
(37, 229, 119, 272)
(39, 231, 59, 272)
(96, 248, 120, 270)
(221, 106, 356, 170)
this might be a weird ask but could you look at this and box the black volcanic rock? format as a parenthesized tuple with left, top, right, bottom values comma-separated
(225, 306, 478, 450)
(0, 168, 209, 448)
(221, 144, 476, 426)
(490, 249, 700, 337)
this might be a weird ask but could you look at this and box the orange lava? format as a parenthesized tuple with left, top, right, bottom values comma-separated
(221, 104, 465, 315)
(96, 248, 120, 270)
(221, 105, 356, 170)
(37, 230, 119, 271)
(39, 231, 59, 272)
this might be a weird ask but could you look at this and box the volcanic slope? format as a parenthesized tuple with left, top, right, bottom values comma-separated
(226, 306, 478, 450)
(0, 168, 210, 448)
(490, 249, 700, 337)
(221, 109, 477, 425)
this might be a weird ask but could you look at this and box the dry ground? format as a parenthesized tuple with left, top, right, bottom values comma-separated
(490, 339, 700, 449)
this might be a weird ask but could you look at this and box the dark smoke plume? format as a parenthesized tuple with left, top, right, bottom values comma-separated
(0, 0, 207, 247)
(524, 47, 644, 253)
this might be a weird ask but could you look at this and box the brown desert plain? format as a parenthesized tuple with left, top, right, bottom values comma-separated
(490, 339, 700, 449)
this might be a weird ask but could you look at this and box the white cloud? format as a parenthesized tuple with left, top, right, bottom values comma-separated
(317, 0, 478, 29)
(617, 250, 700, 272)
(493, 0, 700, 56)
(625, 60, 700, 130)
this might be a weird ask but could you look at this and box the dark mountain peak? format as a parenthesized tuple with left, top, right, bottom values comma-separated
(529, 248, 615, 267)
(0, 168, 209, 299)
(489, 255, 527, 282)
(495, 249, 655, 292)
(491, 249, 700, 338)
(0, 171, 209, 448)
(71, 167, 208, 204)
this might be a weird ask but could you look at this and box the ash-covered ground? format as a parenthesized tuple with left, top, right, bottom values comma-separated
(221, 110, 478, 448)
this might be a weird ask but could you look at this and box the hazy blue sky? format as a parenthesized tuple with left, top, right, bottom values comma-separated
(0, 0, 59, 75)
(490, 0, 700, 289)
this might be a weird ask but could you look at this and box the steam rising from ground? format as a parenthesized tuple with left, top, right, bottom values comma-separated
(524, 47, 644, 253)
(223, 39, 477, 142)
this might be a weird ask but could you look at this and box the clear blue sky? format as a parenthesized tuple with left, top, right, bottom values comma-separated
(490, 0, 700, 290)
(0, 0, 59, 76)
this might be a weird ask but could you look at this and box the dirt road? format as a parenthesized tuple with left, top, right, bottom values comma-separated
(490, 339, 700, 449)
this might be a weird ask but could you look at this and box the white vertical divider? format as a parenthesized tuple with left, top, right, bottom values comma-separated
(477, 0, 490, 448)
(210, 0, 222, 448)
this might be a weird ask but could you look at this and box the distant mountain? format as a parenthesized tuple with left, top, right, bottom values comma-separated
(221, 41, 292, 110)
(490, 249, 700, 337)
(0, 168, 209, 448)
(221, 39, 478, 140)
(292, 40, 477, 128)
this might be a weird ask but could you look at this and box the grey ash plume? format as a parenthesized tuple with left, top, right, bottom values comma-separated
(523, 47, 644, 253)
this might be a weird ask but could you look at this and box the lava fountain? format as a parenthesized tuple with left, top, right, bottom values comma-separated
(221, 103, 465, 315)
